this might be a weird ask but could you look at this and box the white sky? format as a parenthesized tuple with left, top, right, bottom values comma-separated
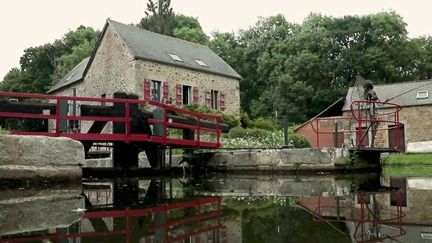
(1, 0, 431, 81)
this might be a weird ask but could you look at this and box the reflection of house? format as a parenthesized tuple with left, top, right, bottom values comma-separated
(48, 19, 241, 117)
(297, 177, 432, 243)
(295, 80, 432, 153)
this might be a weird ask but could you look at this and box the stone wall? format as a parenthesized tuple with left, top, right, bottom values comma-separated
(51, 26, 136, 133)
(134, 59, 240, 116)
(205, 148, 355, 172)
(0, 135, 83, 181)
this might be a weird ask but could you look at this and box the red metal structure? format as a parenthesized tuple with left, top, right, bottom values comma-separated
(0, 197, 226, 243)
(0, 92, 222, 149)
(311, 100, 402, 152)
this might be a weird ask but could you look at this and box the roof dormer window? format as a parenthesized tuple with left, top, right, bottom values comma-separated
(168, 53, 183, 62)
(195, 59, 208, 67)
(417, 90, 429, 99)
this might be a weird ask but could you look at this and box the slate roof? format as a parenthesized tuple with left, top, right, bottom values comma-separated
(107, 19, 241, 80)
(48, 19, 241, 93)
(47, 57, 89, 93)
(342, 79, 432, 111)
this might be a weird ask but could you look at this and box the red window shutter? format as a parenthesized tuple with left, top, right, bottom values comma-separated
(205, 90, 211, 107)
(162, 81, 169, 102)
(144, 79, 151, 99)
(193, 87, 199, 104)
(220, 92, 226, 110)
(176, 84, 183, 105)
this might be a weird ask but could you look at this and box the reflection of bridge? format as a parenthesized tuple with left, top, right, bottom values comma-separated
(0, 92, 228, 168)
(0, 197, 226, 243)
(297, 190, 406, 243)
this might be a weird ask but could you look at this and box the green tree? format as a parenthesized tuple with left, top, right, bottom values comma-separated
(138, 0, 174, 35)
(137, 2, 208, 43)
(209, 11, 428, 123)
(1, 26, 99, 93)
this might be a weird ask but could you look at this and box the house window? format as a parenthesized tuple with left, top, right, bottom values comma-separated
(211, 90, 219, 109)
(101, 94, 106, 106)
(151, 80, 161, 102)
(417, 90, 429, 99)
(194, 59, 208, 67)
(183, 85, 192, 105)
(168, 53, 183, 62)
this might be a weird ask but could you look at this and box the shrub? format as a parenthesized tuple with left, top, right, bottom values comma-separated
(252, 117, 276, 131)
(0, 128, 9, 135)
(240, 112, 253, 128)
(223, 128, 310, 149)
(183, 104, 240, 128)
(228, 127, 269, 139)
(289, 134, 310, 148)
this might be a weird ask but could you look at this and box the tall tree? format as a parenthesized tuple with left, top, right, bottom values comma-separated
(139, 0, 174, 35)
(137, 2, 208, 44)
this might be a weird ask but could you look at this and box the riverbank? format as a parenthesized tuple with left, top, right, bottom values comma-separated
(0, 135, 83, 183)
(382, 153, 432, 166)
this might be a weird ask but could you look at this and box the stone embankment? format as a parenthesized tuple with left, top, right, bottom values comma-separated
(0, 135, 83, 181)
(0, 185, 84, 235)
(204, 148, 376, 172)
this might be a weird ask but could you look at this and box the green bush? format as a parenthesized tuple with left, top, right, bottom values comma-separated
(228, 127, 269, 139)
(183, 104, 240, 128)
(223, 127, 310, 149)
(240, 112, 253, 128)
(252, 117, 276, 131)
(289, 134, 310, 148)
(0, 128, 9, 135)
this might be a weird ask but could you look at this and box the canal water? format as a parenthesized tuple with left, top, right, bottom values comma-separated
(0, 170, 431, 243)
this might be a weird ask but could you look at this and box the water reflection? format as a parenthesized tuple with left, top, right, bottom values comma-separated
(0, 173, 431, 243)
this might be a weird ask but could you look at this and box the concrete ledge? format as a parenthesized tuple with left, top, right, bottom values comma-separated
(407, 141, 432, 153)
(0, 135, 84, 181)
(0, 165, 82, 181)
(206, 148, 358, 172)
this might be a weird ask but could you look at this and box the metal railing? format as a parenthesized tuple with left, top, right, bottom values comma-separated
(310, 100, 402, 151)
(0, 92, 222, 149)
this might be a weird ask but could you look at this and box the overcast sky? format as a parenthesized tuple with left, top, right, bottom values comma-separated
(1, 0, 431, 81)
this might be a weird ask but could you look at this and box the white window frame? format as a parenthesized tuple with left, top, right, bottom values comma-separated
(417, 90, 429, 99)
(194, 59, 208, 67)
(168, 53, 183, 62)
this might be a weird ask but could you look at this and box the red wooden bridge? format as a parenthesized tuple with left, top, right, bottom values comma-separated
(0, 91, 228, 168)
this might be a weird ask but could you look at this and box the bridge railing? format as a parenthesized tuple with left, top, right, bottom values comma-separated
(310, 100, 402, 151)
(0, 197, 225, 243)
(0, 92, 222, 148)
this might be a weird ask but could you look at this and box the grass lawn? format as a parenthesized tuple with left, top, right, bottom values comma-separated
(382, 153, 432, 166)
(383, 165, 432, 177)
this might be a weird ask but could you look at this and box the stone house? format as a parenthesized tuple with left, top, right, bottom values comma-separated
(48, 19, 241, 118)
(295, 80, 432, 153)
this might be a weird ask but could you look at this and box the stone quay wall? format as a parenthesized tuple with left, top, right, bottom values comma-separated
(0, 135, 83, 181)
(205, 148, 369, 172)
